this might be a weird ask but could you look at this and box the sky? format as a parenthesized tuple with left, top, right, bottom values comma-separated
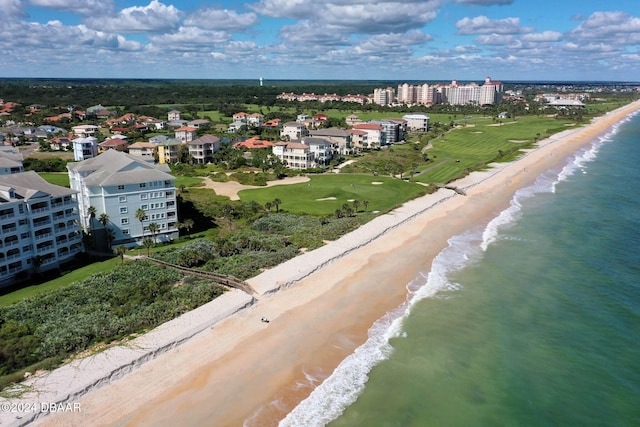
(1, 0, 640, 82)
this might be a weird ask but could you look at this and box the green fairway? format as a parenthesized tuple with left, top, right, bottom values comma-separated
(39, 172, 70, 187)
(414, 115, 578, 185)
(239, 174, 426, 216)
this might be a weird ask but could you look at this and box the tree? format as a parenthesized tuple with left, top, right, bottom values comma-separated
(115, 245, 127, 264)
(136, 208, 147, 237)
(148, 222, 160, 243)
(273, 198, 282, 213)
(181, 218, 194, 234)
(105, 228, 115, 252)
(142, 237, 154, 257)
(352, 199, 360, 213)
(363, 200, 370, 212)
(87, 206, 97, 235)
(265, 201, 272, 212)
(98, 212, 109, 229)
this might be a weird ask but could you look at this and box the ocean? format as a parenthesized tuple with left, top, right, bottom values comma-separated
(280, 112, 640, 426)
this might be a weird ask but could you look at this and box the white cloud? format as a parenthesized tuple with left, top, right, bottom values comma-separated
(0, 0, 28, 17)
(520, 31, 562, 43)
(27, 0, 113, 15)
(148, 27, 230, 48)
(85, 0, 182, 34)
(184, 9, 258, 32)
(454, 0, 513, 5)
(456, 15, 534, 35)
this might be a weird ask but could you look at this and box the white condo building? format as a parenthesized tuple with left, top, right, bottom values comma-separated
(0, 171, 83, 287)
(67, 150, 179, 247)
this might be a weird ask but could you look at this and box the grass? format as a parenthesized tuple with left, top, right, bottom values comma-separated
(0, 257, 121, 308)
(413, 115, 577, 185)
(39, 172, 70, 187)
(175, 175, 205, 188)
(239, 174, 426, 216)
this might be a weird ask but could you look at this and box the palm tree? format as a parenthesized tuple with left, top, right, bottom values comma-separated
(87, 206, 97, 235)
(182, 218, 194, 234)
(135, 208, 147, 237)
(105, 228, 115, 252)
(142, 237, 154, 257)
(98, 212, 109, 229)
(363, 200, 370, 212)
(273, 198, 282, 213)
(265, 201, 272, 212)
(115, 245, 127, 264)
(148, 222, 160, 243)
(352, 199, 360, 213)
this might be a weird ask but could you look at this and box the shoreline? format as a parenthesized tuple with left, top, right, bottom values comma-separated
(18, 100, 640, 427)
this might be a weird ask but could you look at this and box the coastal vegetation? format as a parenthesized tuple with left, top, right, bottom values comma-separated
(0, 261, 224, 390)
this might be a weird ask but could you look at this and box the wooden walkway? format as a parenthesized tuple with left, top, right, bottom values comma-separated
(132, 256, 257, 295)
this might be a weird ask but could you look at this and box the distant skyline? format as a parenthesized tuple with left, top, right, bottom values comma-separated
(1, 0, 640, 82)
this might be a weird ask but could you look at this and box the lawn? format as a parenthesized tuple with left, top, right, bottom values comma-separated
(239, 174, 426, 216)
(39, 172, 70, 187)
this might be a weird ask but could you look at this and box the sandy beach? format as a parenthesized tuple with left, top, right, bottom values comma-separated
(22, 100, 640, 427)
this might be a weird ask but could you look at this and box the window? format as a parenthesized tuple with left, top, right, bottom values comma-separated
(118, 185, 125, 190)
(123, 229, 129, 235)
(139, 183, 146, 188)
(140, 193, 148, 200)
(119, 196, 127, 203)
(121, 218, 129, 225)
(120, 207, 128, 214)
(141, 204, 148, 210)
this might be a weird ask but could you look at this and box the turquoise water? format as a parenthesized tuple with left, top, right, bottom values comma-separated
(281, 112, 640, 426)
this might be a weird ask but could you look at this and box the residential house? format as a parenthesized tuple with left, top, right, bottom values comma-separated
(247, 113, 264, 127)
(348, 129, 369, 150)
(155, 138, 182, 164)
(168, 109, 181, 121)
(175, 126, 197, 143)
(0, 147, 24, 175)
(0, 171, 82, 288)
(300, 137, 333, 167)
(309, 128, 352, 155)
(272, 142, 314, 170)
(188, 134, 220, 164)
(98, 137, 128, 153)
(401, 114, 429, 132)
(369, 119, 406, 144)
(280, 122, 308, 141)
(187, 119, 211, 129)
(128, 142, 157, 162)
(233, 137, 275, 150)
(49, 137, 72, 151)
(67, 150, 178, 247)
(262, 118, 281, 128)
(72, 137, 99, 161)
(72, 124, 99, 138)
(352, 123, 384, 148)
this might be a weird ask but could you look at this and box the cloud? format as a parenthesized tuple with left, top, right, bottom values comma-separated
(0, 0, 28, 17)
(184, 9, 258, 32)
(279, 21, 350, 46)
(520, 31, 562, 43)
(252, 0, 441, 34)
(454, 0, 512, 5)
(27, 0, 113, 15)
(456, 15, 534, 35)
(148, 27, 230, 48)
(85, 0, 182, 34)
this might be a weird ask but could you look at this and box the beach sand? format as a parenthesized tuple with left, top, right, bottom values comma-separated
(36, 101, 640, 427)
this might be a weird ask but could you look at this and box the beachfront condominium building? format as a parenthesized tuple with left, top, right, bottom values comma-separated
(67, 150, 178, 248)
(373, 87, 395, 106)
(188, 134, 221, 164)
(272, 142, 315, 170)
(0, 171, 83, 288)
(402, 114, 430, 132)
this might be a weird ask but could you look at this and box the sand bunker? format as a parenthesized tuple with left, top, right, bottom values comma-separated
(316, 197, 337, 201)
(371, 182, 383, 185)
